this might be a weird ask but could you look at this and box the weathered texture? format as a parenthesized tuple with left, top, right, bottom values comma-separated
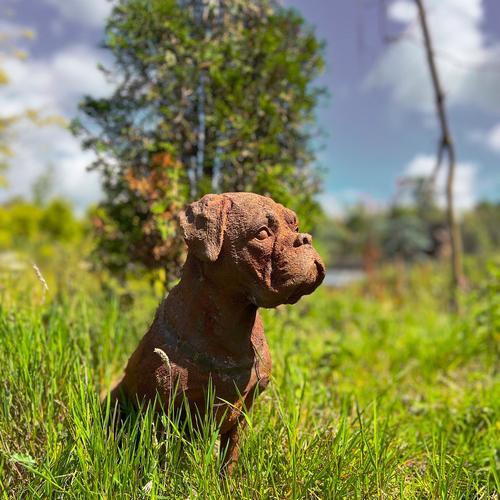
(109, 192, 325, 472)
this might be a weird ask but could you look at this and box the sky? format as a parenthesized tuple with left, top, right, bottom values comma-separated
(1, 0, 499, 214)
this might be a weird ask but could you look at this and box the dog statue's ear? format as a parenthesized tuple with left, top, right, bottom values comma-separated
(179, 194, 231, 262)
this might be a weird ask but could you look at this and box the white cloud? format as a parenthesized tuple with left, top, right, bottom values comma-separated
(467, 122, 500, 154)
(366, 0, 500, 114)
(319, 190, 386, 217)
(485, 124, 500, 153)
(4, 122, 102, 212)
(1, 45, 112, 116)
(388, 0, 415, 23)
(0, 19, 35, 39)
(404, 153, 478, 211)
(0, 45, 112, 211)
(318, 193, 343, 217)
(43, 0, 112, 28)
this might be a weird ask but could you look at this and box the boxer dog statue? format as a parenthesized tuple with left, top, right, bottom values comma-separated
(108, 192, 325, 473)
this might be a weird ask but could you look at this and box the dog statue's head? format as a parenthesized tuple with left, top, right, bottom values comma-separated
(179, 192, 325, 308)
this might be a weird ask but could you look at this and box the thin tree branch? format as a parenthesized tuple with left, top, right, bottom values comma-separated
(429, 138, 444, 186)
(414, 0, 465, 311)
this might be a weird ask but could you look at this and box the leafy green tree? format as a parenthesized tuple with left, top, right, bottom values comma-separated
(39, 199, 83, 242)
(410, 176, 442, 226)
(0, 198, 83, 248)
(32, 165, 55, 206)
(343, 204, 383, 265)
(462, 202, 500, 256)
(0, 199, 43, 246)
(381, 208, 431, 262)
(74, 0, 325, 282)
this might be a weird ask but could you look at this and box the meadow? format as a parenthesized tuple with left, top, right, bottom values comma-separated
(0, 259, 498, 498)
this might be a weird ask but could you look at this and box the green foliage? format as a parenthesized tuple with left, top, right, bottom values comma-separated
(381, 209, 431, 261)
(31, 165, 55, 206)
(467, 258, 500, 359)
(405, 176, 442, 227)
(316, 199, 500, 269)
(0, 200, 43, 246)
(0, 198, 84, 249)
(74, 0, 325, 282)
(316, 204, 384, 268)
(39, 199, 83, 242)
(0, 198, 90, 296)
(0, 259, 498, 497)
(462, 201, 500, 257)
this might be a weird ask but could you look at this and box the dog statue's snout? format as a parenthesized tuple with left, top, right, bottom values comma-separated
(293, 232, 312, 247)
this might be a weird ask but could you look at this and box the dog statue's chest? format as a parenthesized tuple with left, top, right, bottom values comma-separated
(153, 335, 271, 431)
(155, 342, 271, 398)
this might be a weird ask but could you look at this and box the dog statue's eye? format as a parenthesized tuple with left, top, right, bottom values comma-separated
(255, 227, 271, 240)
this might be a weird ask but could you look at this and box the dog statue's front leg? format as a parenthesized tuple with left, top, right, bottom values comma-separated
(220, 419, 246, 475)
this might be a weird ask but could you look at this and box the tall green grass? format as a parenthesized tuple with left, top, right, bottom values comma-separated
(0, 261, 498, 498)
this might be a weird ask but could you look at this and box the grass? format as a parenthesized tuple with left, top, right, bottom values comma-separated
(0, 260, 498, 498)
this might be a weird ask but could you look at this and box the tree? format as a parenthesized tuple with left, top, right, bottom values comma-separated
(396, 175, 441, 227)
(32, 165, 55, 206)
(462, 202, 500, 256)
(381, 208, 431, 262)
(414, 0, 465, 310)
(74, 0, 325, 283)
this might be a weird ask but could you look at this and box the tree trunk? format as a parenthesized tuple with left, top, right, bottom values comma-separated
(414, 0, 465, 312)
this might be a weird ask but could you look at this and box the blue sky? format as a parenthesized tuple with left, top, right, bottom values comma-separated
(1, 0, 499, 213)
(287, 0, 500, 214)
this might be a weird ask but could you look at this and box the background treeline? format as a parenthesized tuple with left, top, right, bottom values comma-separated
(1, 189, 498, 275)
(317, 183, 500, 271)
(317, 200, 500, 268)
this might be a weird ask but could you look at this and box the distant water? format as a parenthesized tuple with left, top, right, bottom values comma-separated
(323, 269, 365, 288)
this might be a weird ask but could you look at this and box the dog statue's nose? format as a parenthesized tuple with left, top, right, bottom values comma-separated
(294, 232, 312, 247)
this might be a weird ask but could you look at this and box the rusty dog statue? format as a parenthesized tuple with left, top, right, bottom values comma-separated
(109, 192, 325, 472)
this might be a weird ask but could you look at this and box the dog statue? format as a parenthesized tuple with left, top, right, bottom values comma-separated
(109, 192, 325, 472)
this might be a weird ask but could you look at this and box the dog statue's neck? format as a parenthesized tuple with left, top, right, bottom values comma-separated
(163, 254, 259, 361)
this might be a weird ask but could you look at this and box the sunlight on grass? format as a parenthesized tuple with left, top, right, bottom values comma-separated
(0, 261, 498, 498)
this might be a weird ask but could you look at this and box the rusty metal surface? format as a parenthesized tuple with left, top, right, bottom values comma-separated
(109, 192, 325, 471)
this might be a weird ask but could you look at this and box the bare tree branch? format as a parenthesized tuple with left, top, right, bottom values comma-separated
(414, 0, 466, 311)
(429, 138, 444, 186)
